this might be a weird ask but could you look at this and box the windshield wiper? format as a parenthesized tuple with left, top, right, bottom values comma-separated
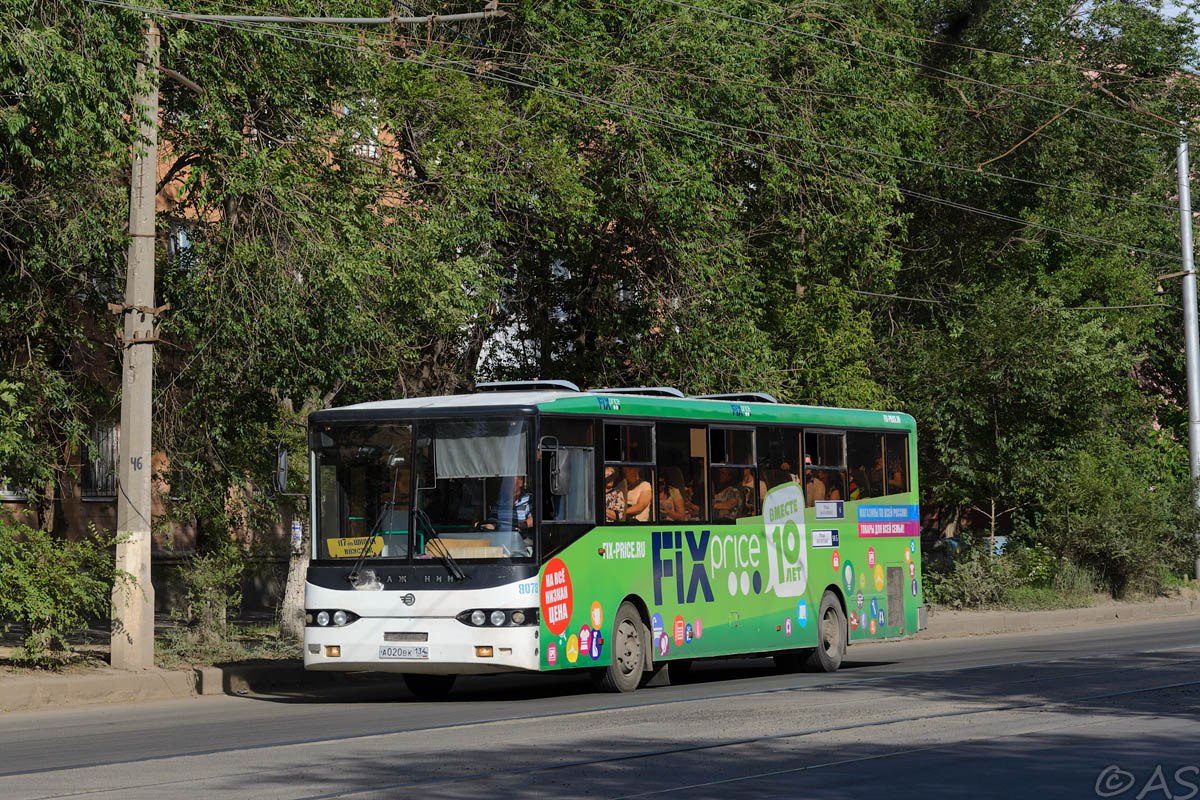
(414, 509, 468, 582)
(348, 456, 404, 587)
(347, 504, 391, 587)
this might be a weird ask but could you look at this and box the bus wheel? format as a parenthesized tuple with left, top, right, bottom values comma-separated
(403, 673, 456, 699)
(594, 601, 645, 693)
(805, 592, 846, 673)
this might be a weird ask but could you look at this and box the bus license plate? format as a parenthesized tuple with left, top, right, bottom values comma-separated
(379, 645, 428, 659)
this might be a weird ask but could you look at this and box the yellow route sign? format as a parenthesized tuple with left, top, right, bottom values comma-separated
(327, 536, 383, 558)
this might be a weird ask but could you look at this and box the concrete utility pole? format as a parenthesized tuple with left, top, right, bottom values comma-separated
(112, 18, 160, 670)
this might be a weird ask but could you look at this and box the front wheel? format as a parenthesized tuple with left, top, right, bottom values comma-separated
(403, 673, 457, 700)
(593, 601, 646, 693)
(804, 591, 846, 672)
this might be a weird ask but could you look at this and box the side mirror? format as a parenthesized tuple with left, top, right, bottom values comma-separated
(549, 449, 571, 496)
(274, 445, 288, 493)
(539, 436, 570, 496)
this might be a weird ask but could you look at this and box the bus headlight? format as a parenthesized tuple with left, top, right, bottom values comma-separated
(457, 608, 539, 627)
(307, 609, 359, 627)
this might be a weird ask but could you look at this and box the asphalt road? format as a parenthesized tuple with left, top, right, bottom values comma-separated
(2, 617, 1199, 799)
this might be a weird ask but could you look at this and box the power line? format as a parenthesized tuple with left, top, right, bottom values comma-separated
(111, 0, 1179, 190)
(388, 28, 1178, 183)
(654, 0, 1180, 138)
(336, 0, 1185, 187)
(192, 4, 1180, 212)
(82, 0, 1183, 262)
(190, 8, 1185, 258)
(424, 56, 1174, 208)
(743, 0, 1166, 81)
(419, 50, 1184, 257)
(836, 286, 1178, 311)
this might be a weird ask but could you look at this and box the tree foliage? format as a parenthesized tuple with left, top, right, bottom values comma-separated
(0, 518, 120, 666)
(1, 0, 1198, 608)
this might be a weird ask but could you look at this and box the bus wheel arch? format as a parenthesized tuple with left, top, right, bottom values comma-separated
(593, 596, 650, 692)
(805, 586, 848, 673)
(825, 583, 849, 635)
(620, 593, 655, 672)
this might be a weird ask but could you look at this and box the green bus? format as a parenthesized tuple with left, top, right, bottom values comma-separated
(303, 381, 924, 696)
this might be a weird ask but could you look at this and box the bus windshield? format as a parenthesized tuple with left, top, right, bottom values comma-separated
(312, 417, 534, 563)
(314, 423, 413, 561)
(414, 418, 534, 562)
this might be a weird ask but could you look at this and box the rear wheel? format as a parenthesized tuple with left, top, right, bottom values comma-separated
(804, 591, 846, 672)
(593, 601, 646, 693)
(403, 673, 456, 699)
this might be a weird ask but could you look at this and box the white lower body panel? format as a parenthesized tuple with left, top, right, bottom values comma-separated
(302, 581, 540, 675)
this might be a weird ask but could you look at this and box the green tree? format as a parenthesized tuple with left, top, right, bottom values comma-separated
(481, 0, 935, 405)
(894, 287, 1137, 545)
(0, 1, 142, 525)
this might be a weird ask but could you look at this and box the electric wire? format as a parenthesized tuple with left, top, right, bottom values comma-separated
(743, 0, 1172, 80)
(157, 2, 1180, 214)
(842, 287, 1178, 311)
(125, 2, 1188, 260)
(654, 0, 1181, 137)
(80, 0, 1184, 263)
(122, 0, 1176, 184)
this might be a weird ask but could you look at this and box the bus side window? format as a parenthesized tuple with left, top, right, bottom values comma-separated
(847, 431, 884, 500)
(657, 423, 705, 522)
(603, 421, 656, 524)
(756, 426, 801, 496)
(540, 447, 595, 522)
(803, 430, 845, 507)
(884, 433, 910, 495)
(540, 417, 595, 523)
(709, 427, 757, 520)
(539, 417, 597, 558)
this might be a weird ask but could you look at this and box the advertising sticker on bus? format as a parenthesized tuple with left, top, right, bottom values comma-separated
(762, 483, 807, 597)
(542, 557, 573, 636)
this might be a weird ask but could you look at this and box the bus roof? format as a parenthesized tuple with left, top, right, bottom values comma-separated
(310, 390, 915, 431)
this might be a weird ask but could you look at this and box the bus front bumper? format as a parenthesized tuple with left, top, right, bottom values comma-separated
(304, 616, 540, 675)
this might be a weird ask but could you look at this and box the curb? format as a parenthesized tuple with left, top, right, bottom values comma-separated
(915, 597, 1199, 639)
(0, 661, 410, 714)
(0, 667, 196, 713)
(192, 661, 406, 697)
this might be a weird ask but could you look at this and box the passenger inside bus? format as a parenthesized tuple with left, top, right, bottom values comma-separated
(623, 466, 653, 522)
(605, 467, 626, 522)
(684, 475, 702, 519)
(741, 467, 763, 515)
(804, 462, 826, 505)
(712, 467, 743, 522)
(823, 471, 843, 501)
(659, 466, 692, 521)
(475, 475, 532, 531)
